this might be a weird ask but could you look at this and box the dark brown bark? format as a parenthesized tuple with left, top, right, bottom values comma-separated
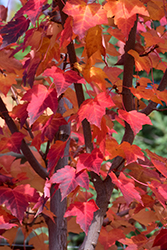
(79, 16, 138, 250)
(46, 97, 71, 250)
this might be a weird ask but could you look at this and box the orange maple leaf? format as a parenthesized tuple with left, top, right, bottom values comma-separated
(104, 0, 149, 39)
(118, 109, 152, 135)
(63, 0, 108, 39)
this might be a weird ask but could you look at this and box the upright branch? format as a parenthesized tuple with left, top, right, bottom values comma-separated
(121, 17, 138, 144)
(57, 0, 93, 154)
(79, 17, 138, 250)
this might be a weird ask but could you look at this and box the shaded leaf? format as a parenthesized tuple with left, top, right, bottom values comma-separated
(0, 16, 30, 48)
(47, 140, 67, 172)
(60, 16, 74, 48)
(0, 216, 17, 230)
(0, 132, 25, 154)
(29, 232, 48, 250)
(0, 5, 8, 21)
(151, 159, 167, 178)
(106, 140, 144, 164)
(153, 229, 167, 248)
(22, 55, 41, 87)
(36, 37, 60, 76)
(99, 227, 125, 250)
(148, 180, 167, 208)
(15, 0, 46, 26)
(11, 103, 28, 128)
(0, 50, 23, 73)
(41, 113, 67, 142)
(0, 73, 17, 96)
(131, 208, 158, 227)
(0, 184, 39, 221)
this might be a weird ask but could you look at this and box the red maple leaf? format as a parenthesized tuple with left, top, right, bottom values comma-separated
(41, 113, 67, 142)
(151, 159, 167, 179)
(0, 16, 30, 48)
(0, 184, 39, 221)
(104, 0, 149, 39)
(0, 215, 18, 230)
(99, 227, 125, 250)
(11, 103, 28, 128)
(128, 49, 151, 73)
(60, 16, 74, 48)
(78, 98, 105, 128)
(22, 84, 58, 125)
(15, 0, 46, 26)
(109, 172, 143, 205)
(148, 181, 167, 208)
(0, 207, 18, 230)
(0, 73, 17, 96)
(43, 66, 85, 97)
(47, 140, 67, 172)
(118, 109, 152, 135)
(64, 200, 99, 234)
(50, 166, 89, 201)
(31, 132, 43, 151)
(0, 5, 8, 22)
(0, 132, 25, 153)
(23, 56, 41, 87)
(153, 229, 167, 249)
(78, 92, 115, 128)
(63, 0, 108, 39)
(120, 141, 145, 164)
(106, 140, 144, 164)
(0, 50, 23, 74)
(76, 148, 103, 175)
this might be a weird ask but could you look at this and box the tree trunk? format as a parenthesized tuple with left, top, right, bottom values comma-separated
(47, 98, 71, 250)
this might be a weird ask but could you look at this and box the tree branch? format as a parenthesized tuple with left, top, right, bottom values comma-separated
(79, 17, 138, 250)
(57, 0, 93, 154)
(0, 97, 48, 180)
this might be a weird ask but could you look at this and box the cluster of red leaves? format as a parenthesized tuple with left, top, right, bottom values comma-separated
(0, 0, 167, 249)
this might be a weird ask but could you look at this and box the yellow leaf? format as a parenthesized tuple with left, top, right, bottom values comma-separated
(83, 65, 108, 91)
(85, 25, 105, 58)
(128, 49, 151, 74)
(0, 73, 17, 96)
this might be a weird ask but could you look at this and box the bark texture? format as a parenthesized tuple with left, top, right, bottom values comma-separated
(47, 98, 71, 250)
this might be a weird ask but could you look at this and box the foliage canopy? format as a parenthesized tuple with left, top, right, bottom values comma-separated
(0, 0, 167, 249)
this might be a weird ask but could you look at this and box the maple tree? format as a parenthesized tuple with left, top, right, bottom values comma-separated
(0, 0, 167, 249)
